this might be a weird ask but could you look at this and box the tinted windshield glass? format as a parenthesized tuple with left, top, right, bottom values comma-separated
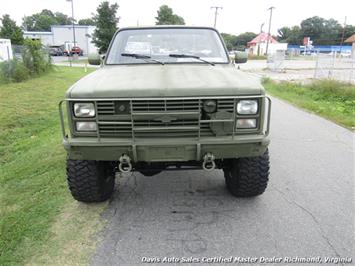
(106, 28, 229, 64)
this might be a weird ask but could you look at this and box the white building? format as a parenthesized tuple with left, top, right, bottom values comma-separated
(247, 33, 287, 55)
(23, 25, 97, 55)
(23, 31, 53, 46)
(0, 39, 13, 61)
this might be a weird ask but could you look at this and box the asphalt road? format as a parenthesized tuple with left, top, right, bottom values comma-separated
(91, 97, 354, 265)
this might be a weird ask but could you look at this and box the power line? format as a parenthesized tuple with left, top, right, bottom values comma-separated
(211, 6, 223, 28)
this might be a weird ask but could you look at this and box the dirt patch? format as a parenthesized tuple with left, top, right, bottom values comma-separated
(26, 200, 108, 266)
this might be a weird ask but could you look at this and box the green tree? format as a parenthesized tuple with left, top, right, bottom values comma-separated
(235, 32, 257, 50)
(92, 1, 119, 53)
(319, 18, 342, 44)
(277, 26, 302, 44)
(300, 16, 325, 42)
(22, 10, 72, 31)
(221, 33, 237, 51)
(277, 16, 354, 45)
(0, 14, 24, 45)
(221, 32, 257, 51)
(343, 25, 355, 41)
(78, 18, 96, 26)
(53, 12, 72, 25)
(155, 5, 185, 25)
(300, 16, 342, 45)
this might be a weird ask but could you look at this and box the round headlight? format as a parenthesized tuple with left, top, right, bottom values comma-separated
(237, 100, 258, 115)
(74, 102, 95, 117)
(203, 100, 217, 113)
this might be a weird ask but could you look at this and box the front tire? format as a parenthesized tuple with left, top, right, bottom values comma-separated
(224, 149, 270, 197)
(67, 160, 115, 202)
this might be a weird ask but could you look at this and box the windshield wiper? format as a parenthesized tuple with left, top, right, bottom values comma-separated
(121, 53, 164, 65)
(169, 54, 215, 66)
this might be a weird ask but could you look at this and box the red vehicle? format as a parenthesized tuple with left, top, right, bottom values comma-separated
(70, 46, 83, 56)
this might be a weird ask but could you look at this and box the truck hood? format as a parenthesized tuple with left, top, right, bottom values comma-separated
(67, 65, 264, 98)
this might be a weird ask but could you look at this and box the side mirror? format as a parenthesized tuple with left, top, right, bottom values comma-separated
(88, 53, 101, 65)
(234, 51, 248, 64)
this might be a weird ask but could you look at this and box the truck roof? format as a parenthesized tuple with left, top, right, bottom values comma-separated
(117, 25, 217, 31)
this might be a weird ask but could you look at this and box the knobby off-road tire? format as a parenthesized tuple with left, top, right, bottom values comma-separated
(224, 149, 270, 197)
(67, 160, 115, 202)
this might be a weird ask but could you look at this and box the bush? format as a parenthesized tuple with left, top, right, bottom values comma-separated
(0, 59, 30, 83)
(22, 39, 51, 75)
(0, 39, 52, 83)
(308, 80, 355, 100)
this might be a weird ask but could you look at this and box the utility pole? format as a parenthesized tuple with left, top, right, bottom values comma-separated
(257, 23, 264, 56)
(211, 6, 223, 28)
(339, 16, 347, 54)
(67, 0, 76, 46)
(265, 6, 275, 56)
(260, 23, 265, 34)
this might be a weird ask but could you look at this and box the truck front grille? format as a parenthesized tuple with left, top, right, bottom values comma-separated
(95, 98, 241, 139)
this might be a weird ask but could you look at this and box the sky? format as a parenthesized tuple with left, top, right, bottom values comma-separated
(0, 0, 354, 36)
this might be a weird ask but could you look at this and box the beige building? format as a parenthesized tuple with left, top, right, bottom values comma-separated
(344, 34, 355, 58)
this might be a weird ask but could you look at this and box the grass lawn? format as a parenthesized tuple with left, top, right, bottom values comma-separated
(71, 58, 89, 64)
(0, 66, 107, 265)
(263, 78, 355, 129)
(248, 54, 267, 60)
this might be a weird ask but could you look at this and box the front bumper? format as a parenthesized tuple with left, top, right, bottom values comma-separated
(63, 136, 269, 161)
(60, 96, 271, 162)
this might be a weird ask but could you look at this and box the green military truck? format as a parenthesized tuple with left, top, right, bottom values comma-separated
(59, 26, 271, 202)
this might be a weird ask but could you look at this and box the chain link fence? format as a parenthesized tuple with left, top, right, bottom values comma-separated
(267, 50, 285, 72)
(12, 45, 50, 58)
(314, 53, 355, 83)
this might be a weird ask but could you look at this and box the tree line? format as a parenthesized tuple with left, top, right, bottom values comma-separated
(0, 3, 185, 52)
(278, 16, 355, 45)
(222, 17, 355, 51)
(0, 2, 353, 53)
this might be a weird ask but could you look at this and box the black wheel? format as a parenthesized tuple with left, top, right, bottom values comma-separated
(224, 149, 269, 197)
(67, 160, 115, 202)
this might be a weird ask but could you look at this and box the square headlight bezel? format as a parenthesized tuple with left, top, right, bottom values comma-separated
(73, 102, 96, 118)
(237, 99, 258, 115)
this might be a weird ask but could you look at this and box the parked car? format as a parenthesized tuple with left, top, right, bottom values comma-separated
(49, 46, 63, 56)
(59, 26, 271, 202)
(61, 42, 83, 56)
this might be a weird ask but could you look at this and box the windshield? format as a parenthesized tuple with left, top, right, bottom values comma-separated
(106, 28, 229, 65)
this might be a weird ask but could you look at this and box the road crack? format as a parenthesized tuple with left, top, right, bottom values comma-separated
(271, 186, 344, 265)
